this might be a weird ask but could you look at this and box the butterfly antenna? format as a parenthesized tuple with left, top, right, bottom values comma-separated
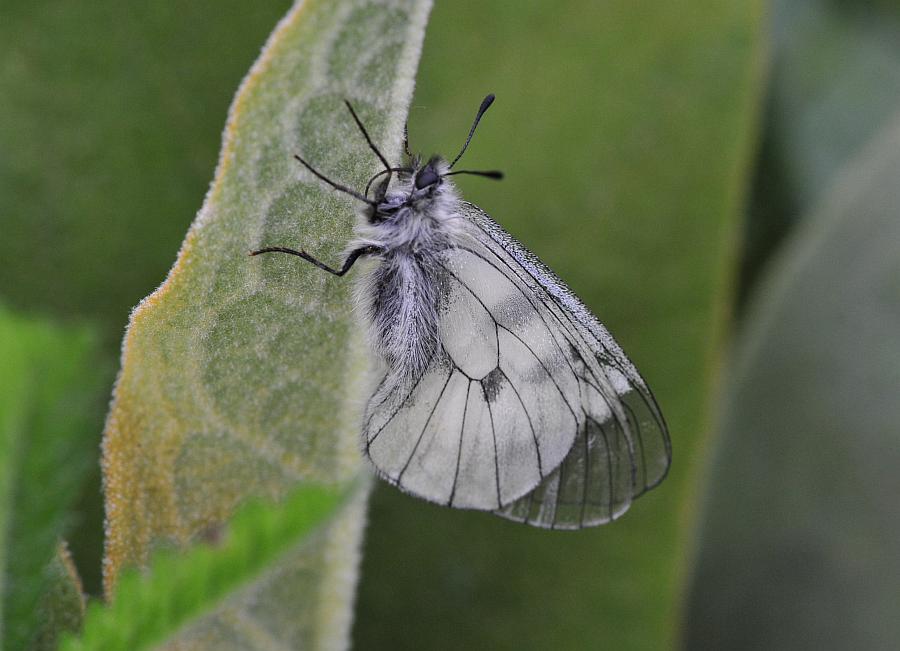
(444, 169, 503, 180)
(293, 154, 375, 206)
(365, 166, 414, 197)
(449, 93, 495, 169)
(344, 100, 393, 175)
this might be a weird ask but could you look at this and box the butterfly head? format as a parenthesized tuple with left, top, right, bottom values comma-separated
(407, 155, 450, 198)
(362, 94, 503, 222)
(414, 161, 441, 191)
(399, 152, 502, 204)
(369, 157, 455, 226)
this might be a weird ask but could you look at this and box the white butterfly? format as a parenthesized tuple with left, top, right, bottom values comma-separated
(252, 95, 670, 529)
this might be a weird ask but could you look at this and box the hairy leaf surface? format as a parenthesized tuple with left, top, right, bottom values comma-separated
(102, 1, 432, 648)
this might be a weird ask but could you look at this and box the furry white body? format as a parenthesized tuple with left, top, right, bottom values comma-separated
(352, 158, 466, 392)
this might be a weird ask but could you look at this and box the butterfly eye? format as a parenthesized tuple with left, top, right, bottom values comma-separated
(414, 167, 440, 189)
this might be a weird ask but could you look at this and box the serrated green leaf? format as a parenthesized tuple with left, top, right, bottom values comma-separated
(0, 306, 101, 650)
(30, 543, 86, 651)
(354, 2, 766, 649)
(101, 0, 431, 647)
(62, 484, 344, 651)
(685, 109, 900, 650)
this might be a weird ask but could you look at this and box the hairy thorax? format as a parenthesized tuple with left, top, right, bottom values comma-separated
(353, 166, 466, 392)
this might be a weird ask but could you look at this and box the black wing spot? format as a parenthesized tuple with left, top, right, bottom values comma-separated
(569, 341, 585, 366)
(481, 366, 505, 404)
(438, 260, 580, 421)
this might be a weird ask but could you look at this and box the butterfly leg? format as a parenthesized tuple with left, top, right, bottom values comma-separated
(403, 123, 412, 158)
(249, 244, 381, 277)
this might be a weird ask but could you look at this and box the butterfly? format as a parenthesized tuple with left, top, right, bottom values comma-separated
(251, 94, 670, 529)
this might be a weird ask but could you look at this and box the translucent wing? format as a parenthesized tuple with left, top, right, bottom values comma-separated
(460, 202, 671, 528)
(362, 203, 670, 528)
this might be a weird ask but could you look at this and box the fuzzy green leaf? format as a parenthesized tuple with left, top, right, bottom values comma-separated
(62, 484, 344, 651)
(0, 306, 100, 650)
(354, 2, 766, 649)
(101, 0, 431, 647)
(685, 109, 900, 650)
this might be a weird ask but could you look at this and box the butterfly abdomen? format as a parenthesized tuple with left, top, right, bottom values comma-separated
(364, 249, 443, 391)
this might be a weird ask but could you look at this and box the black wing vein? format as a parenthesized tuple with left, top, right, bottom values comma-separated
(448, 381, 471, 506)
(366, 362, 432, 448)
(497, 367, 543, 476)
(464, 211, 670, 481)
(482, 384, 502, 509)
(397, 370, 453, 483)
(440, 262, 580, 421)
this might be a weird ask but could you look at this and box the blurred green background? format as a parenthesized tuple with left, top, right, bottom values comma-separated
(2, 0, 898, 649)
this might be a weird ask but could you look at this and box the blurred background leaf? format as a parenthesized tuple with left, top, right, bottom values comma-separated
(684, 108, 900, 651)
(0, 2, 294, 336)
(354, 1, 764, 649)
(0, 306, 102, 650)
(741, 0, 900, 299)
(771, 0, 900, 206)
(684, 2, 900, 648)
(0, 0, 295, 594)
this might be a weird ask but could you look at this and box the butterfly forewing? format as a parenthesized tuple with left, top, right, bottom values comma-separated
(362, 236, 582, 509)
(459, 203, 671, 527)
